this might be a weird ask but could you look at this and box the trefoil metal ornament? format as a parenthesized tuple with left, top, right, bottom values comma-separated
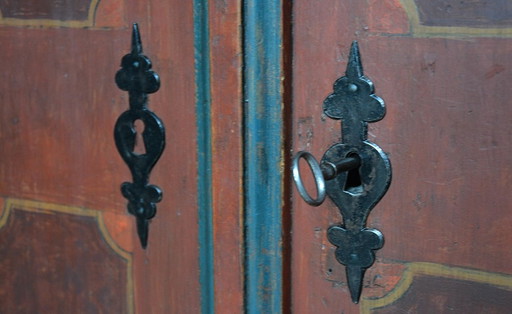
(292, 41, 391, 303)
(114, 23, 165, 249)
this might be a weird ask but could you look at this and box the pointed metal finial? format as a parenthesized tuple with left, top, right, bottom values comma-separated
(346, 41, 363, 78)
(115, 23, 160, 108)
(131, 23, 143, 55)
(346, 266, 364, 303)
(323, 40, 385, 145)
(137, 216, 149, 249)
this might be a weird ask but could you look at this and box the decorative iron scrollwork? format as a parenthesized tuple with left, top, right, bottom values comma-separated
(114, 23, 165, 249)
(292, 41, 391, 303)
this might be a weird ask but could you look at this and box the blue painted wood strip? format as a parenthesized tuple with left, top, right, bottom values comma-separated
(243, 0, 284, 313)
(193, 0, 215, 313)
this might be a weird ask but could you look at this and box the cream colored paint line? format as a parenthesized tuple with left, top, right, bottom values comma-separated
(0, 197, 134, 314)
(0, 17, 91, 28)
(399, 0, 512, 38)
(360, 262, 512, 313)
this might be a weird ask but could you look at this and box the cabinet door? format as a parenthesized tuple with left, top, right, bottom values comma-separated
(291, 1, 512, 313)
(0, 1, 231, 313)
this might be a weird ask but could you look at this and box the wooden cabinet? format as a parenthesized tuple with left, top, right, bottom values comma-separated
(1, 1, 511, 313)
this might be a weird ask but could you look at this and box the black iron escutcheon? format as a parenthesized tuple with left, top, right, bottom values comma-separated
(292, 41, 391, 303)
(114, 23, 165, 249)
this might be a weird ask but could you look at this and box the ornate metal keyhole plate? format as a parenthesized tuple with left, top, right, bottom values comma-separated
(292, 41, 391, 303)
(114, 24, 165, 249)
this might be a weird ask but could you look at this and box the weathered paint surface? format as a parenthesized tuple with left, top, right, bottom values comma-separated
(0, 2, 202, 313)
(194, 0, 215, 312)
(243, 0, 284, 313)
(0, 199, 133, 313)
(208, 0, 245, 312)
(194, 0, 245, 313)
(292, 0, 512, 312)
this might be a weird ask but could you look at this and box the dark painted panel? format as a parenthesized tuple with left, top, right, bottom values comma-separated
(0, 0, 93, 20)
(373, 275, 512, 313)
(0, 208, 129, 313)
(415, 0, 512, 27)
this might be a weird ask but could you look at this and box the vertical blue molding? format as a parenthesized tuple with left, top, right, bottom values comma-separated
(243, 1, 284, 313)
(193, 0, 215, 313)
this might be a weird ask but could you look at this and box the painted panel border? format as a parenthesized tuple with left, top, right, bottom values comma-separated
(0, 197, 134, 314)
(0, 0, 100, 28)
(400, 0, 512, 38)
(194, 0, 284, 312)
(361, 262, 512, 313)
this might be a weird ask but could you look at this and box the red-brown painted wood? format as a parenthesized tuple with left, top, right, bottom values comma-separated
(126, 2, 201, 313)
(0, 1, 203, 313)
(209, 0, 244, 312)
(291, 1, 512, 312)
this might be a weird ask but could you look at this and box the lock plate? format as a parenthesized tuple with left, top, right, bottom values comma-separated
(114, 24, 165, 249)
(292, 41, 391, 303)
(322, 41, 391, 303)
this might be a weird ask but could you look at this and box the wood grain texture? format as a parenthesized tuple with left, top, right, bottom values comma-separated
(209, 0, 244, 312)
(123, 2, 201, 313)
(291, 0, 512, 312)
(0, 27, 129, 211)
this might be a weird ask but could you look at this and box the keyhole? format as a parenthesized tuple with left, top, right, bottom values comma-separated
(133, 119, 146, 155)
(344, 153, 362, 194)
